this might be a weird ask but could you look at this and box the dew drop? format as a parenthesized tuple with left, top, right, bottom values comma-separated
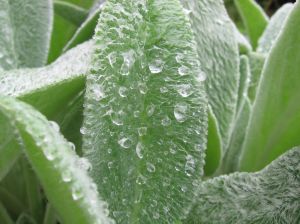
(177, 84, 193, 97)
(185, 155, 195, 176)
(136, 174, 146, 185)
(149, 59, 164, 74)
(138, 82, 148, 94)
(68, 142, 76, 151)
(175, 53, 184, 63)
(118, 137, 132, 149)
(91, 84, 105, 101)
(146, 162, 156, 173)
(136, 142, 144, 159)
(146, 104, 155, 117)
(196, 70, 207, 82)
(111, 110, 125, 126)
(107, 162, 113, 169)
(133, 110, 140, 117)
(62, 170, 72, 182)
(181, 185, 187, 192)
(178, 65, 189, 76)
(137, 127, 147, 136)
(49, 121, 60, 132)
(161, 116, 171, 126)
(153, 212, 160, 219)
(72, 186, 83, 201)
(121, 50, 135, 75)
(118, 86, 128, 97)
(44, 148, 55, 161)
(160, 87, 168, 93)
(78, 158, 92, 171)
(107, 52, 117, 66)
(174, 102, 189, 123)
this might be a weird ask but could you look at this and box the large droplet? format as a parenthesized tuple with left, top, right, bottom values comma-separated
(146, 162, 156, 173)
(178, 65, 189, 76)
(149, 59, 164, 74)
(62, 170, 72, 182)
(118, 86, 128, 97)
(161, 116, 171, 126)
(91, 84, 105, 101)
(136, 174, 146, 185)
(121, 50, 135, 75)
(72, 185, 83, 201)
(49, 121, 60, 132)
(177, 84, 193, 97)
(196, 70, 207, 82)
(146, 104, 155, 117)
(174, 102, 189, 122)
(118, 137, 132, 149)
(111, 110, 125, 126)
(185, 155, 195, 176)
(136, 142, 144, 159)
(138, 82, 148, 94)
(137, 127, 147, 136)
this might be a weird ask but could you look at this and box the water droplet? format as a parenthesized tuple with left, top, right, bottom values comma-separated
(133, 110, 140, 117)
(136, 174, 146, 185)
(49, 121, 60, 132)
(78, 158, 92, 171)
(91, 84, 105, 101)
(160, 87, 168, 93)
(107, 52, 117, 66)
(163, 206, 170, 214)
(107, 148, 112, 154)
(62, 170, 72, 182)
(138, 82, 148, 94)
(121, 50, 135, 75)
(183, 8, 192, 15)
(149, 59, 164, 74)
(72, 186, 83, 200)
(44, 148, 55, 161)
(178, 65, 189, 76)
(118, 137, 132, 149)
(175, 53, 184, 63)
(108, 162, 113, 169)
(111, 110, 125, 126)
(153, 212, 160, 219)
(68, 142, 76, 151)
(146, 162, 156, 172)
(161, 116, 171, 126)
(174, 102, 189, 122)
(185, 155, 195, 176)
(181, 185, 187, 192)
(216, 19, 224, 25)
(80, 127, 87, 135)
(146, 104, 155, 117)
(137, 127, 147, 136)
(118, 86, 128, 97)
(177, 84, 193, 97)
(196, 70, 207, 82)
(136, 142, 144, 159)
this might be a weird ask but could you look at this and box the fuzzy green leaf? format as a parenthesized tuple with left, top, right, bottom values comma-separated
(82, 0, 207, 222)
(0, 95, 114, 224)
(234, 0, 268, 49)
(0, 0, 53, 69)
(54, 0, 88, 26)
(241, 1, 300, 171)
(258, 3, 294, 54)
(63, 4, 102, 51)
(0, 203, 14, 224)
(187, 147, 300, 223)
(181, 0, 239, 148)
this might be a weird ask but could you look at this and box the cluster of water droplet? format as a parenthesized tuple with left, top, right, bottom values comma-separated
(80, 0, 208, 222)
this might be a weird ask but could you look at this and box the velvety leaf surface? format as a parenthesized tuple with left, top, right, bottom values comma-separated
(240, 1, 300, 171)
(234, 0, 268, 49)
(236, 55, 250, 113)
(181, 0, 239, 148)
(257, 3, 294, 55)
(54, 0, 88, 26)
(0, 0, 53, 69)
(187, 147, 300, 224)
(63, 4, 102, 51)
(247, 52, 265, 103)
(82, 0, 207, 222)
(0, 96, 114, 224)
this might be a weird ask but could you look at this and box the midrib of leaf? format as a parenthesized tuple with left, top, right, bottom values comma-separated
(82, 0, 207, 222)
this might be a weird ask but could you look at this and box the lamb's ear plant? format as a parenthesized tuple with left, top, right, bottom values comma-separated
(0, 0, 299, 223)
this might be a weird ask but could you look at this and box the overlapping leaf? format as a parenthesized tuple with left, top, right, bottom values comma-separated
(0, 0, 53, 69)
(82, 0, 207, 222)
(240, 1, 300, 171)
(187, 147, 300, 223)
(0, 96, 114, 224)
(181, 0, 239, 148)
